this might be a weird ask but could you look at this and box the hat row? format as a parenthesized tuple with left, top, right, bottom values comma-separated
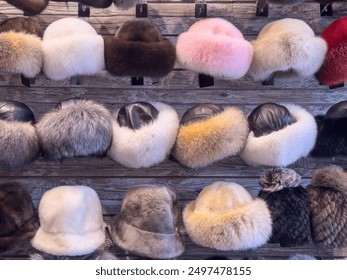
(4, 0, 137, 15)
(1, 165, 346, 259)
(1, 16, 347, 86)
(1, 98, 346, 170)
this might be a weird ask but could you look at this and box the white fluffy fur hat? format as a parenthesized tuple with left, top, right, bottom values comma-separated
(31, 186, 105, 256)
(183, 181, 272, 251)
(247, 18, 327, 81)
(240, 104, 317, 167)
(42, 17, 105, 81)
(108, 102, 179, 168)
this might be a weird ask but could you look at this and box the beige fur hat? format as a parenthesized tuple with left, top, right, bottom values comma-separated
(173, 104, 249, 168)
(111, 186, 184, 259)
(31, 186, 105, 256)
(183, 181, 272, 251)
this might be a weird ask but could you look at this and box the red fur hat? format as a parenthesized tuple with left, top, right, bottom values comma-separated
(316, 17, 347, 86)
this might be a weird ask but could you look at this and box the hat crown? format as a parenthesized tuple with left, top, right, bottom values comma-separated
(248, 102, 296, 137)
(38, 186, 103, 235)
(0, 17, 42, 37)
(117, 102, 159, 130)
(325, 101, 347, 119)
(194, 182, 253, 215)
(0, 100, 35, 123)
(120, 186, 178, 234)
(115, 20, 162, 42)
(181, 104, 223, 125)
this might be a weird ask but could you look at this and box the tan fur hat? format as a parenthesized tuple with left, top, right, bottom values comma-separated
(183, 181, 272, 251)
(111, 186, 184, 259)
(173, 104, 249, 168)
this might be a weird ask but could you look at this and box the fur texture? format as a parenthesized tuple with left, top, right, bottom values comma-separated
(51, 0, 113, 8)
(5, 0, 48, 15)
(307, 165, 347, 247)
(35, 99, 113, 161)
(31, 186, 105, 256)
(248, 18, 327, 81)
(176, 18, 253, 79)
(113, 0, 138, 10)
(0, 183, 39, 252)
(288, 254, 316, 260)
(111, 186, 184, 259)
(316, 17, 347, 86)
(240, 104, 317, 167)
(30, 250, 117, 260)
(183, 182, 272, 251)
(0, 17, 42, 37)
(42, 18, 105, 80)
(310, 115, 347, 156)
(0, 32, 42, 78)
(258, 169, 312, 247)
(104, 20, 176, 77)
(268, 0, 306, 3)
(108, 102, 179, 168)
(0, 119, 40, 170)
(173, 107, 249, 169)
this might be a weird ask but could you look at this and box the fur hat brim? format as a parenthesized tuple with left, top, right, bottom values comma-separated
(104, 37, 176, 77)
(0, 120, 40, 170)
(35, 100, 113, 161)
(183, 198, 272, 251)
(240, 104, 317, 167)
(310, 116, 347, 157)
(42, 35, 105, 80)
(108, 102, 179, 168)
(248, 19, 327, 81)
(176, 31, 253, 79)
(5, 0, 48, 15)
(173, 107, 249, 169)
(0, 32, 42, 78)
(111, 216, 184, 259)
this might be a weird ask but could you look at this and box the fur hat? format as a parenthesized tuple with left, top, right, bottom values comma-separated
(311, 101, 347, 157)
(5, 0, 48, 15)
(307, 165, 347, 247)
(240, 104, 317, 167)
(104, 20, 176, 77)
(35, 98, 113, 161)
(0, 100, 40, 170)
(108, 102, 179, 168)
(51, 0, 113, 8)
(0, 18, 42, 78)
(183, 181, 272, 251)
(31, 185, 105, 256)
(248, 18, 327, 81)
(111, 186, 184, 259)
(173, 104, 249, 169)
(316, 17, 347, 86)
(176, 18, 253, 79)
(0, 183, 39, 253)
(42, 17, 105, 81)
(258, 168, 312, 247)
(113, 0, 138, 10)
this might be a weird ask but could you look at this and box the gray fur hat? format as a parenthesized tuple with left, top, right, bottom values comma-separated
(0, 100, 40, 170)
(111, 186, 185, 259)
(35, 98, 113, 161)
(307, 165, 347, 247)
(0, 183, 39, 253)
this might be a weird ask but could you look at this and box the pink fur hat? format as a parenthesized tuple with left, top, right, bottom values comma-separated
(176, 18, 253, 79)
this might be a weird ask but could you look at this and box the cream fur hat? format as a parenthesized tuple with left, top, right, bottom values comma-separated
(42, 17, 105, 81)
(31, 186, 105, 256)
(247, 18, 327, 81)
(183, 181, 272, 251)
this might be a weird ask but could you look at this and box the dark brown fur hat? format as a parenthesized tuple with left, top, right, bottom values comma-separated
(51, 0, 113, 8)
(0, 17, 42, 37)
(104, 20, 176, 77)
(307, 165, 347, 247)
(5, 0, 49, 15)
(0, 183, 39, 253)
(35, 98, 113, 162)
(258, 168, 312, 247)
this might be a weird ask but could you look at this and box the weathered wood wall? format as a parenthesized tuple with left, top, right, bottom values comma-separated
(0, 0, 347, 259)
